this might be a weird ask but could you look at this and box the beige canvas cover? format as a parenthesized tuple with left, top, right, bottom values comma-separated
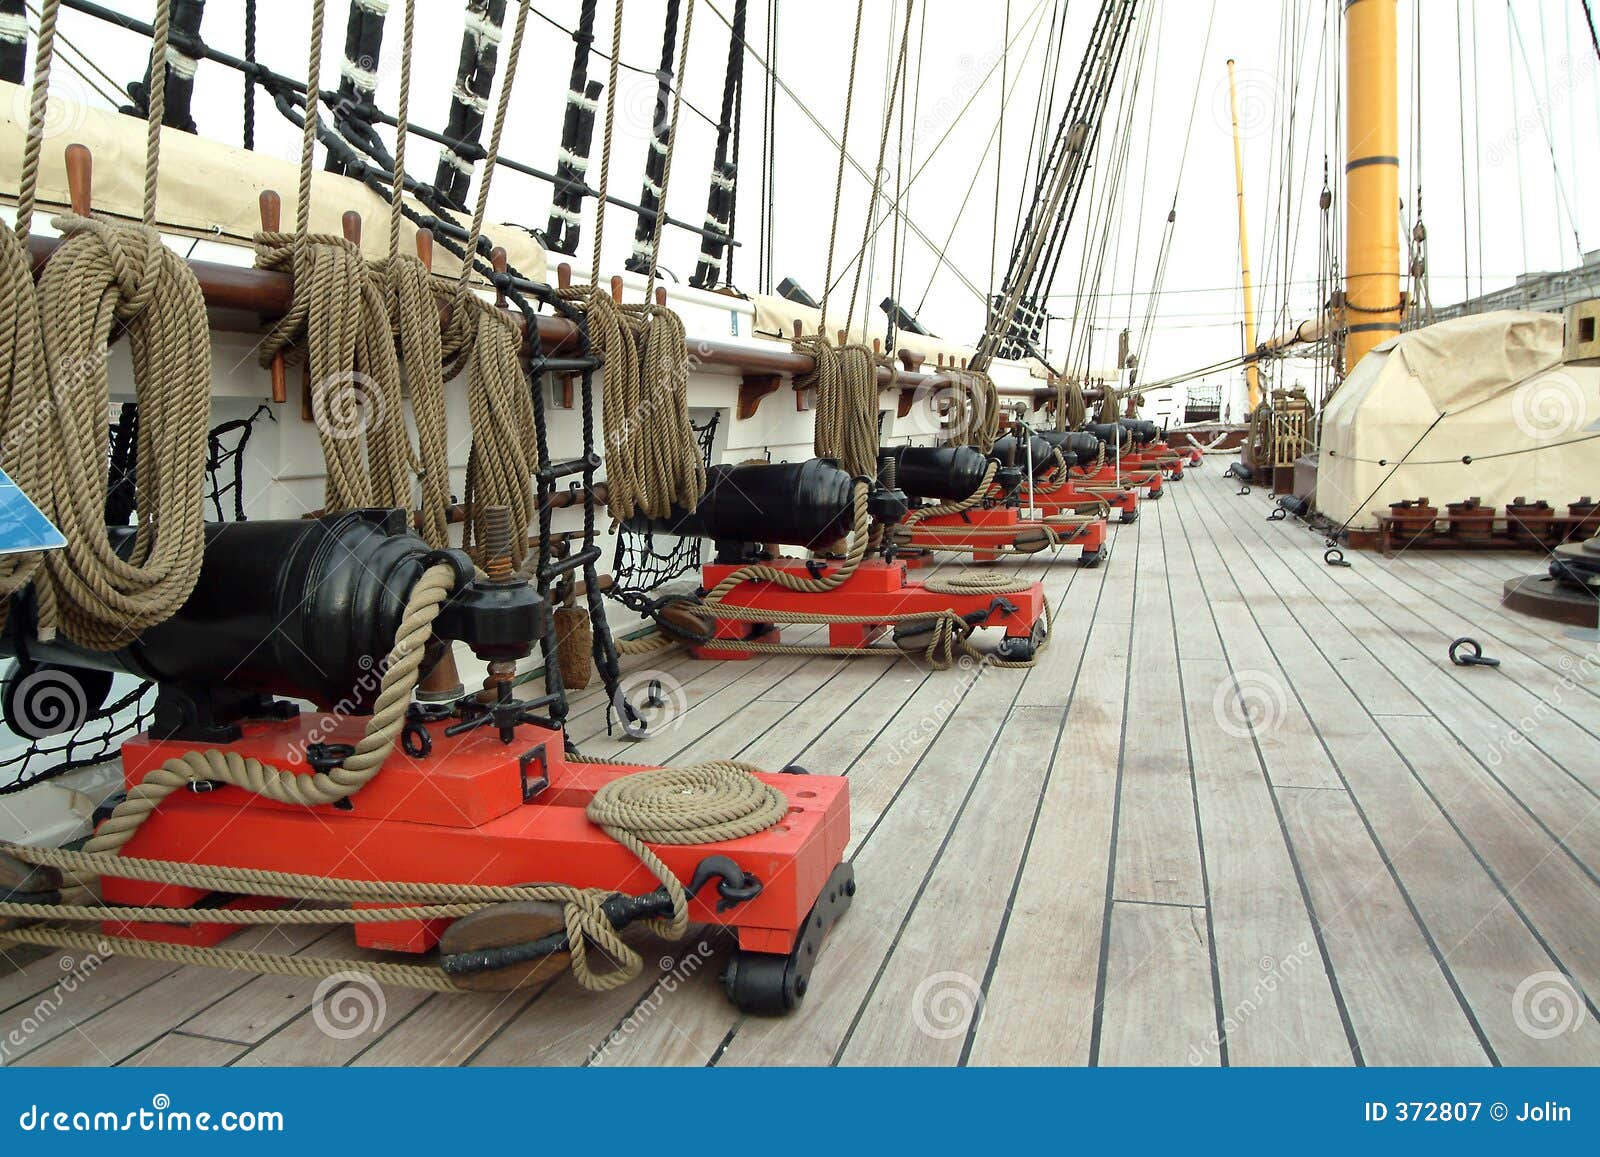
(749, 291, 980, 368)
(0, 80, 545, 284)
(1317, 310, 1600, 527)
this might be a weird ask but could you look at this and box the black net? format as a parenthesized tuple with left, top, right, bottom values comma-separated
(0, 680, 153, 796)
(611, 412, 719, 594)
(0, 405, 272, 793)
(204, 405, 271, 521)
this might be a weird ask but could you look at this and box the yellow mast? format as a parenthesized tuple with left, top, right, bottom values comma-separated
(1226, 58, 1261, 411)
(1343, 0, 1401, 370)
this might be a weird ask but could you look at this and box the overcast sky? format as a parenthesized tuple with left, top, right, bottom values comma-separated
(31, 0, 1600, 395)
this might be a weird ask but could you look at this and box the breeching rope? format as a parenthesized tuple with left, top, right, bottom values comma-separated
(631, 480, 1046, 669)
(255, 0, 413, 517)
(9, 0, 212, 649)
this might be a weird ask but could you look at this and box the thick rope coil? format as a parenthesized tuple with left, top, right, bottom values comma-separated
(560, 287, 704, 524)
(379, 255, 452, 548)
(1060, 377, 1088, 429)
(586, 761, 786, 940)
(800, 335, 879, 479)
(950, 369, 1000, 453)
(254, 232, 414, 514)
(442, 296, 537, 568)
(32, 213, 211, 648)
(0, 224, 50, 617)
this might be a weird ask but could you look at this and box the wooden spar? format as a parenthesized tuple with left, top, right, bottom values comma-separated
(1225, 58, 1261, 412)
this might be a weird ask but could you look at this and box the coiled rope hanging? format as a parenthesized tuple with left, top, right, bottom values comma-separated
(255, 0, 413, 516)
(434, 0, 539, 568)
(376, 0, 452, 549)
(559, 0, 705, 525)
(0, 0, 58, 622)
(26, 0, 211, 649)
(804, 335, 879, 478)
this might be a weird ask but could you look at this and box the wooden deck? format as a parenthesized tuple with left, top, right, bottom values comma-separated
(5, 462, 1600, 1066)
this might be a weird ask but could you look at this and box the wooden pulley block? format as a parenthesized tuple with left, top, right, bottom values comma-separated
(657, 602, 716, 642)
(1011, 529, 1053, 553)
(554, 591, 593, 691)
(438, 901, 571, 992)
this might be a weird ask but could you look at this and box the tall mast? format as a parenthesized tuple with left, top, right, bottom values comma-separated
(1226, 57, 1261, 412)
(1343, 0, 1401, 370)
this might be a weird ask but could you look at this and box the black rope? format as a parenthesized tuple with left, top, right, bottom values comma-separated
(0, 0, 27, 84)
(435, 0, 507, 210)
(627, 0, 684, 275)
(324, 0, 388, 177)
(124, 0, 204, 132)
(242, 0, 255, 148)
(544, 0, 599, 255)
(691, 0, 747, 289)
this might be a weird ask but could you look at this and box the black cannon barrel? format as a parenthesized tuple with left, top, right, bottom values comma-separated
(5, 511, 450, 713)
(1032, 430, 1081, 469)
(1119, 418, 1159, 444)
(990, 434, 1059, 478)
(633, 459, 857, 549)
(1082, 422, 1130, 450)
(880, 445, 991, 501)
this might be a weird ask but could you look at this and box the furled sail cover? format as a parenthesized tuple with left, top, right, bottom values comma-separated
(0, 80, 546, 284)
(1317, 310, 1600, 528)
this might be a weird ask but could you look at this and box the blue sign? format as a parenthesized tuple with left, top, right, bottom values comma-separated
(0, 466, 64, 556)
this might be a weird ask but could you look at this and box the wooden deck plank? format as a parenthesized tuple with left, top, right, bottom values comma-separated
(1097, 901, 1220, 1066)
(1181, 476, 1503, 1064)
(720, 665, 1041, 1065)
(1193, 473, 1600, 1064)
(16, 925, 322, 1066)
(123, 1030, 249, 1067)
(837, 704, 1062, 1065)
(965, 533, 1133, 1064)
(1114, 504, 1206, 906)
(1163, 488, 1353, 1065)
